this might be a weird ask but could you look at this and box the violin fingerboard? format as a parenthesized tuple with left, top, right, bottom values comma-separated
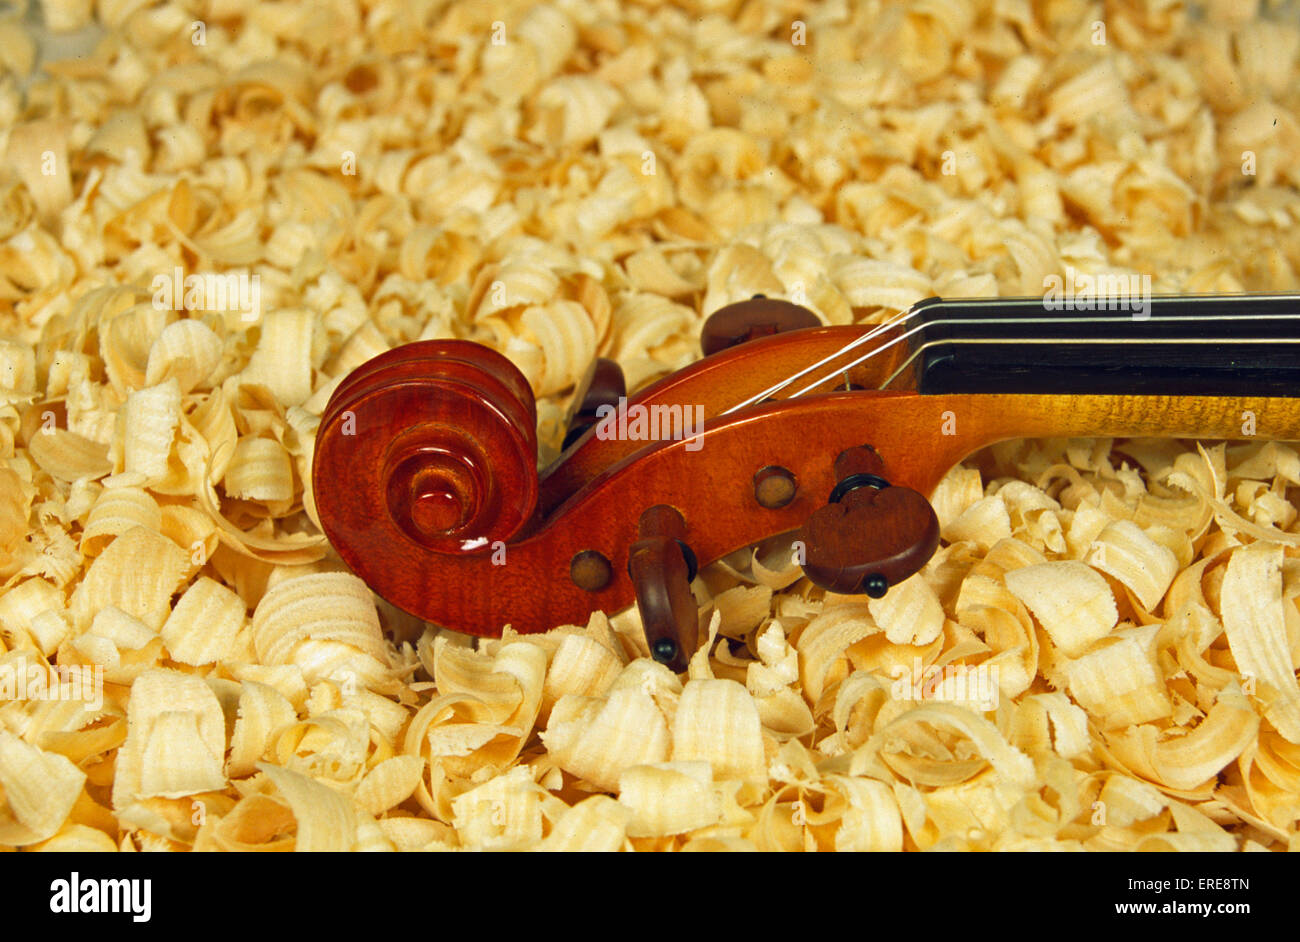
(914, 294, 1300, 397)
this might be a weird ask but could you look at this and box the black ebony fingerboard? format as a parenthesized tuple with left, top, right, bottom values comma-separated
(912, 295, 1300, 397)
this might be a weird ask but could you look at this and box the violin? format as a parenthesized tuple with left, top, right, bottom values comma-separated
(312, 292, 1300, 672)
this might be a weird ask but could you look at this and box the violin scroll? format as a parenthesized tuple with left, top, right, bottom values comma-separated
(313, 341, 540, 609)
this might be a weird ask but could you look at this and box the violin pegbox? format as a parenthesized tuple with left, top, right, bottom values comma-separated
(796, 445, 941, 597)
(606, 294, 825, 670)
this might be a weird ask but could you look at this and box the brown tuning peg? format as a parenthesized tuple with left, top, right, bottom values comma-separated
(797, 445, 940, 597)
(562, 356, 626, 450)
(700, 294, 822, 357)
(627, 505, 698, 672)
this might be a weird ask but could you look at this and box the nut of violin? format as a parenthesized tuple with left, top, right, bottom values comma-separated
(313, 341, 540, 615)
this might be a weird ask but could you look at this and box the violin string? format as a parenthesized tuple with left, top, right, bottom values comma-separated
(795, 312, 1300, 398)
(715, 295, 1300, 416)
(752, 307, 1300, 405)
(717, 307, 921, 415)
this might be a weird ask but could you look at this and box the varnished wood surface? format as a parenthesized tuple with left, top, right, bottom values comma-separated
(699, 296, 823, 356)
(627, 505, 697, 672)
(798, 443, 941, 595)
(538, 322, 894, 517)
(317, 382, 1300, 639)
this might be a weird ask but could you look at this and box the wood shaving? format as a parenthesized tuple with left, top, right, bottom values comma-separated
(0, 0, 1299, 851)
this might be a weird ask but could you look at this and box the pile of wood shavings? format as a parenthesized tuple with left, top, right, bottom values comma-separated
(1, 0, 1300, 850)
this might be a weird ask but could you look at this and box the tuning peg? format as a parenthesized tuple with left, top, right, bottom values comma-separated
(627, 505, 698, 672)
(562, 356, 627, 450)
(797, 445, 940, 597)
(701, 295, 822, 357)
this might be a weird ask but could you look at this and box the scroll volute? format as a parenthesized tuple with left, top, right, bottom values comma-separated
(312, 341, 542, 614)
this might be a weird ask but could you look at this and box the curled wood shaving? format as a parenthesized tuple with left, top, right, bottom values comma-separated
(2, 0, 1299, 852)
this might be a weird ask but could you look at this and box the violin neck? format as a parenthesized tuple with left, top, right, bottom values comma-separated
(912, 294, 1300, 397)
